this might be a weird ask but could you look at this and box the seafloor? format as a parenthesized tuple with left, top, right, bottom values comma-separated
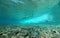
(0, 24, 60, 38)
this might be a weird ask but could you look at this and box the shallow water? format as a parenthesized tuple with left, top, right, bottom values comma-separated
(0, 0, 60, 25)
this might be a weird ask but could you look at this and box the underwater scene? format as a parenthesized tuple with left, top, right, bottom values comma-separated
(0, 0, 60, 38)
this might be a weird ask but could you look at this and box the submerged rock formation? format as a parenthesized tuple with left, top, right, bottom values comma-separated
(0, 25, 60, 38)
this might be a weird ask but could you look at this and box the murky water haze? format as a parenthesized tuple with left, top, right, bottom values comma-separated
(0, 0, 60, 25)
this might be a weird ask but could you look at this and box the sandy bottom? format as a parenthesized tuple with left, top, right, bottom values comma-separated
(0, 24, 60, 38)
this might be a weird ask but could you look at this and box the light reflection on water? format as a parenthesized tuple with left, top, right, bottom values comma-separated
(0, 12, 54, 24)
(0, 0, 60, 25)
(20, 12, 54, 24)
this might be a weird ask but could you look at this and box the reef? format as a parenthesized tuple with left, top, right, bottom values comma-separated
(0, 25, 60, 38)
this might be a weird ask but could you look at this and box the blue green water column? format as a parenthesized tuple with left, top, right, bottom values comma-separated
(0, 0, 60, 24)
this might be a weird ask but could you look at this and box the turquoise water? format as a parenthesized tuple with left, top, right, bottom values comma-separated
(0, 0, 60, 24)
